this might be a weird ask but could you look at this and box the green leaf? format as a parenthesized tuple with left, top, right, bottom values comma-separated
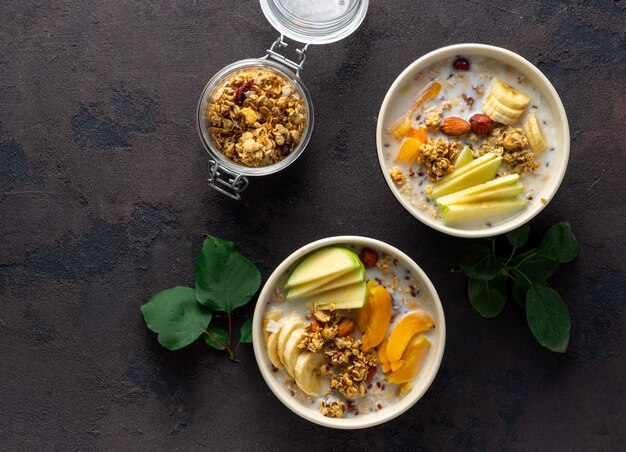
(536, 222, 579, 263)
(506, 224, 531, 248)
(239, 317, 253, 344)
(460, 244, 502, 281)
(204, 324, 228, 350)
(516, 253, 559, 283)
(511, 277, 530, 308)
(526, 284, 571, 353)
(467, 273, 508, 318)
(195, 235, 262, 313)
(141, 286, 213, 351)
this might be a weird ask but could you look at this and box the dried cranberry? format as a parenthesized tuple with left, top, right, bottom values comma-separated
(453, 56, 470, 71)
(281, 143, 291, 157)
(234, 79, 254, 106)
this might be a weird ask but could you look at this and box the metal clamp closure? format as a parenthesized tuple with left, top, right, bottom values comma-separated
(263, 34, 309, 77)
(207, 160, 249, 200)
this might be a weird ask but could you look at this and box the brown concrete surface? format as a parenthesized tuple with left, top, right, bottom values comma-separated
(1, 1, 625, 450)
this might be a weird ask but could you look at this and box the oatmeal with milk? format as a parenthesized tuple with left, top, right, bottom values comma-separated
(382, 55, 557, 228)
(262, 246, 437, 418)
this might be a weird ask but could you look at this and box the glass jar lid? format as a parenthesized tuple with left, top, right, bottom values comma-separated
(260, 0, 369, 45)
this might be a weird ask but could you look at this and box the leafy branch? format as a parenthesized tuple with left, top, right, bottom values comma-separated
(459, 222, 579, 352)
(141, 235, 260, 361)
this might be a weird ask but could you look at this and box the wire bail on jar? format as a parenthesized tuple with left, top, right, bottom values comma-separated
(263, 35, 310, 77)
(207, 160, 250, 200)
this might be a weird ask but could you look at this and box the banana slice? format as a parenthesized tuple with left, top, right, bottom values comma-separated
(266, 332, 284, 369)
(523, 110, 547, 155)
(263, 307, 283, 341)
(487, 79, 531, 110)
(277, 315, 304, 363)
(482, 98, 523, 125)
(294, 352, 327, 396)
(483, 79, 530, 125)
(282, 327, 305, 377)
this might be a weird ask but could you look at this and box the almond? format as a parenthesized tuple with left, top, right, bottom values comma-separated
(336, 318, 356, 338)
(440, 117, 471, 136)
(469, 113, 494, 136)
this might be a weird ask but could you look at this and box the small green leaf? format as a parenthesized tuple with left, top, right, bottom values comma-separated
(511, 277, 530, 308)
(537, 222, 579, 263)
(460, 244, 502, 281)
(196, 235, 262, 313)
(467, 273, 508, 318)
(239, 317, 253, 344)
(141, 286, 213, 351)
(506, 224, 531, 248)
(204, 324, 228, 350)
(526, 284, 571, 353)
(516, 254, 559, 282)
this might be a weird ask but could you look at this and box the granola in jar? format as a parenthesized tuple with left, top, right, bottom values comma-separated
(205, 68, 306, 167)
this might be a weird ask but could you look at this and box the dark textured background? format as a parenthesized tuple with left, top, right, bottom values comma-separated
(1, 0, 625, 450)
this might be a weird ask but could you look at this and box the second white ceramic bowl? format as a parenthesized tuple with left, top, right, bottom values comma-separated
(376, 43, 570, 238)
(252, 236, 446, 429)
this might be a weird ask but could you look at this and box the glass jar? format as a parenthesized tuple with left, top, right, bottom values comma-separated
(197, 0, 369, 199)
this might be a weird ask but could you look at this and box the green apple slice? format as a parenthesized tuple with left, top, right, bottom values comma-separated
(441, 152, 496, 181)
(441, 199, 527, 225)
(314, 281, 368, 310)
(437, 178, 523, 206)
(453, 146, 474, 169)
(436, 174, 519, 205)
(438, 183, 523, 206)
(285, 247, 360, 289)
(287, 265, 365, 300)
(428, 156, 502, 200)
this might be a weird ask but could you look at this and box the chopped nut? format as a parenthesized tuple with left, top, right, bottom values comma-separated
(337, 318, 356, 338)
(441, 117, 471, 136)
(501, 129, 528, 150)
(359, 248, 379, 268)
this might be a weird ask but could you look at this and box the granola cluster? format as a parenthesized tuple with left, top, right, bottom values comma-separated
(298, 307, 378, 415)
(327, 336, 378, 399)
(206, 68, 306, 167)
(319, 400, 346, 418)
(474, 127, 537, 175)
(419, 138, 461, 180)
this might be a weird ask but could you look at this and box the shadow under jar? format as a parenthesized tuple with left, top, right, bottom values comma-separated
(196, 0, 369, 200)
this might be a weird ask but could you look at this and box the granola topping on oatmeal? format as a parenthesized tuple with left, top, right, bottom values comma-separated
(320, 400, 346, 418)
(390, 167, 406, 185)
(419, 138, 461, 180)
(206, 68, 306, 167)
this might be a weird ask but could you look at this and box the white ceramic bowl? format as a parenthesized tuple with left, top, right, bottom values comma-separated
(376, 43, 570, 238)
(252, 236, 446, 429)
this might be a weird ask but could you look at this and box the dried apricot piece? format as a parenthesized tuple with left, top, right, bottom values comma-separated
(409, 81, 442, 117)
(378, 337, 391, 373)
(390, 116, 412, 140)
(386, 311, 433, 369)
(387, 335, 431, 384)
(406, 126, 428, 144)
(361, 281, 392, 351)
(357, 280, 377, 332)
(395, 137, 422, 165)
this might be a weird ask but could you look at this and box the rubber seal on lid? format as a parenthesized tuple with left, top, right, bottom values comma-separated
(260, 0, 369, 45)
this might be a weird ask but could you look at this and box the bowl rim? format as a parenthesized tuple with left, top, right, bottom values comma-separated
(252, 235, 446, 429)
(376, 43, 570, 238)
